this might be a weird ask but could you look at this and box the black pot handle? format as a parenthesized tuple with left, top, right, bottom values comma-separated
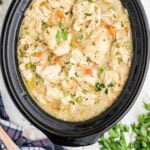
(44, 132, 101, 147)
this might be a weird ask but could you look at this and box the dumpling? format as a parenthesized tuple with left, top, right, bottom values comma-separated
(83, 26, 112, 65)
(44, 27, 72, 56)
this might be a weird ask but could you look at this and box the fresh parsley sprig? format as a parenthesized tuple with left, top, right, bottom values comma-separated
(98, 103, 150, 150)
(0, 0, 3, 5)
(56, 26, 68, 44)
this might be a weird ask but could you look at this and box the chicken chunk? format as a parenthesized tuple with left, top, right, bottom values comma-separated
(72, 1, 101, 32)
(48, 0, 74, 10)
(70, 49, 87, 65)
(46, 85, 63, 101)
(83, 27, 112, 65)
(36, 65, 61, 82)
(54, 33, 72, 56)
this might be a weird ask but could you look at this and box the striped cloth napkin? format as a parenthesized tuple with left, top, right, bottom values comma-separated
(0, 93, 64, 150)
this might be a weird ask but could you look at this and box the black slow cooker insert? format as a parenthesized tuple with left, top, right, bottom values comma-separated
(0, 0, 149, 146)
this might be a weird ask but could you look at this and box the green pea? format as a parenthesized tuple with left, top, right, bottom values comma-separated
(76, 97, 82, 103)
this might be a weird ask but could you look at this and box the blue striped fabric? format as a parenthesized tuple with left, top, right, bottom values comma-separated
(0, 93, 64, 150)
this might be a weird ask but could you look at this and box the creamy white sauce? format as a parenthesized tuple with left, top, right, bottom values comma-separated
(18, 0, 133, 122)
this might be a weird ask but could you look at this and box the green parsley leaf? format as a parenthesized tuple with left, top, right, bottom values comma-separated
(56, 30, 62, 44)
(107, 83, 114, 88)
(46, 30, 50, 35)
(95, 82, 106, 92)
(75, 72, 79, 77)
(62, 31, 68, 41)
(71, 93, 76, 98)
(79, 34, 84, 40)
(0, 0, 3, 5)
(144, 103, 150, 111)
(35, 73, 41, 79)
(85, 13, 92, 16)
(56, 27, 68, 44)
(116, 43, 121, 48)
(41, 21, 48, 26)
(88, 0, 94, 3)
(64, 61, 70, 65)
(105, 88, 108, 94)
(65, 11, 69, 15)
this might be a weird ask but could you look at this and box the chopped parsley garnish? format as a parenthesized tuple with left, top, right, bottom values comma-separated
(116, 43, 121, 48)
(75, 72, 79, 77)
(95, 82, 114, 94)
(56, 30, 62, 44)
(71, 93, 76, 98)
(62, 31, 68, 40)
(85, 13, 92, 16)
(56, 26, 68, 44)
(48, 55, 53, 61)
(108, 83, 114, 88)
(83, 89, 90, 94)
(70, 101, 75, 105)
(65, 11, 69, 15)
(46, 30, 50, 35)
(41, 21, 48, 26)
(105, 88, 108, 94)
(35, 73, 41, 79)
(95, 82, 106, 92)
(35, 81, 39, 86)
(79, 34, 84, 40)
(69, 42, 74, 47)
(88, 0, 94, 3)
(64, 61, 70, 65)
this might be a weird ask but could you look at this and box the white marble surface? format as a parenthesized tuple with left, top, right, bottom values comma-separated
(0, 1, 150, 150)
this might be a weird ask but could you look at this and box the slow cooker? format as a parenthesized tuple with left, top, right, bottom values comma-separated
(0, 0, 150, 146)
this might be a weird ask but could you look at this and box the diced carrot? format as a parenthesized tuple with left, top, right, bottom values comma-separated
(124, 27, 129, 33)
(71, 39, 77, 45)
(34, 52, 43, 58)
(51, 104, 58, 110)
(34, 87, 41, 94)
(107, 98, 114, 105)
(53, 59, 61, 65)
(108, 25, 117, 36)
(49, 14, 56, 24)
(85, 68, 93, 75)
(101, 21, 106, 27)
(57, 10, 64, 19)
(80, 22, 86, 26)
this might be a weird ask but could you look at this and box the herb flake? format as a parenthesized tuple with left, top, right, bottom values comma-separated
(56, 27, 68, 44)
(85, 13, 92, 16)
